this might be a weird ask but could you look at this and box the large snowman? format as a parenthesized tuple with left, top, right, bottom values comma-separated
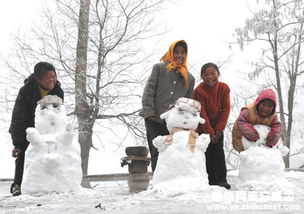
(151, 97, 210, 193)
(236, 124, 292, 192)
(22, 95, 82, 194)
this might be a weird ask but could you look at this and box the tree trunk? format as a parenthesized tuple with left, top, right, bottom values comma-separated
(79, 119, 93, 188)
(271, 15, 289, 167)
(75, 0, 91, 186)
(273, 52, 289, 167)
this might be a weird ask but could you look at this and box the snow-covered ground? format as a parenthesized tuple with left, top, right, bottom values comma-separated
(1, 170, 303, 214)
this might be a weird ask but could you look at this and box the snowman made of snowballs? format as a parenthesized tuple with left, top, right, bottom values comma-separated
(152, 97, 210, 186)
(22, 95, 82, 194)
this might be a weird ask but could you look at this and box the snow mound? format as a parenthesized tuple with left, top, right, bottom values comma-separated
(236, 125, 293, 192)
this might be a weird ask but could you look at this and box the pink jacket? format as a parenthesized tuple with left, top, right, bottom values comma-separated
(236, 89, 281, 147)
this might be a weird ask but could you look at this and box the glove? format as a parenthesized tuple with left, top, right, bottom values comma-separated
(12, 147, 21, 158)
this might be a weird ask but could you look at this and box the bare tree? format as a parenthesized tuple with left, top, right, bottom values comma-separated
(75, 0, 91, 185)
(234, 0, 304, 167)
(1, 0, 166, 182)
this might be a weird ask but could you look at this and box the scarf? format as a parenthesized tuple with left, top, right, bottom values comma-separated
(39, 86, 50, 98)
(165, 128, 198, 152)
(160, 40, 189, 88)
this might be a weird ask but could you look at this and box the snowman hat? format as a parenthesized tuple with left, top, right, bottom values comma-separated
(37, 95, 63, 107)
(173, 97, 201, 113)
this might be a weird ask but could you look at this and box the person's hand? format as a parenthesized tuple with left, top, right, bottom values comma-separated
(210, 134, 217, 144)
(12, 147, 21, 158)
(252, 135, 260, 142)
(215, 129, 223, 140)
(266, 133, 279, 147)
(210, 130, 223, 144)
(147, 116, 156, 121)
(266, 136, 276, 147)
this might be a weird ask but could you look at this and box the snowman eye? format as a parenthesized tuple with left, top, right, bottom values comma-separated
(52, 104, 59, 108)
(177, 108, 184, 114)
(40, 105, 47, 110)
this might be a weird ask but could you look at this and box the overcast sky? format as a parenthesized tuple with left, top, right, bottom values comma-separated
(0, 1, 44, 51)
(0, 0, 255, 77)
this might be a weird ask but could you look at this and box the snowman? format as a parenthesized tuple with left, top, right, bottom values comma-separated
(22, 95, 82, 194)
(236, 124, 293, 192)
(151, 97, 210, 193)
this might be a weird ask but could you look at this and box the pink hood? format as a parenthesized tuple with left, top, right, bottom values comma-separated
(255, 89, 277, 113)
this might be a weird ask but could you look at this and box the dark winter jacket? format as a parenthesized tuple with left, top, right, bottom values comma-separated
(9, 75, 64, 150)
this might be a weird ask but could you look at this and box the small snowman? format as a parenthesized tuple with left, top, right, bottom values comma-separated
(22, 95, 82, 194)
(152, 97, 210, 193)
(236, 124, 292, 192)
(241, 124, 289, 156)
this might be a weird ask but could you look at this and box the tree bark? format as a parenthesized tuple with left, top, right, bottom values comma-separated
(79, 119, 93, 188)
(75, 0, 92, 186)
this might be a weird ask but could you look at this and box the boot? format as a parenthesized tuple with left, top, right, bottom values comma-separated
(217, 182, 231, 190)
(10, 183, 21, 196)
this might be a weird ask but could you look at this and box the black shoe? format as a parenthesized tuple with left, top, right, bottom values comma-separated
(217, 182, 231, 190)
(10, 184, 21, 196)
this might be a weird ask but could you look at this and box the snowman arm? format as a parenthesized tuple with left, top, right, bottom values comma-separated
(26, 127, 44, 145)
(196, 134, 210, 152)
(56, 122, 74, 144)
(266, 116, 282, 147)
(237, 109, 259, 141)
(65, 122, 74, 132)
(152, 135, 168, 152)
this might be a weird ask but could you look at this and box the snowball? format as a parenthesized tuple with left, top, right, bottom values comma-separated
(241, 124, 270, 149)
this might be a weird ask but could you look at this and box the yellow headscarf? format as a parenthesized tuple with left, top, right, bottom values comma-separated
(160, 40, 189, 88)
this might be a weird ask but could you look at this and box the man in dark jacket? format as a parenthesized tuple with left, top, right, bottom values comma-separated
(9, 62, 64, 196)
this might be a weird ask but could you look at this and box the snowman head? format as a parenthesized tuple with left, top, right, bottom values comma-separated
(35, 95, 66, 134)
(160, 97, 205, 133)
